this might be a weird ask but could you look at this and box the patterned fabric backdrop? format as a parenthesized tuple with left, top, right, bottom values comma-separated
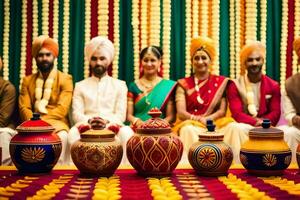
(0, 0, 300, 89)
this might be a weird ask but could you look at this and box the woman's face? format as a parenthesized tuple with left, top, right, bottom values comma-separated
(141, 51, 161, 76)
(192, 50, 211, 76)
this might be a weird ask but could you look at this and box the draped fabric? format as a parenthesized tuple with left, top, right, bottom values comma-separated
(0, 0, 299, 89)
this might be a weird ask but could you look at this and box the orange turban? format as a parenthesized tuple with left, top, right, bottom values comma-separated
(240, 41, 266, 75)
(293, 37, 300, 58)
(190, 36, 216, 63)
(32, 35, 59, 58)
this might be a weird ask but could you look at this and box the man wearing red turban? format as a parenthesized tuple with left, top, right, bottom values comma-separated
(224, 41, 281, 163)
(19, 35, 73, 165)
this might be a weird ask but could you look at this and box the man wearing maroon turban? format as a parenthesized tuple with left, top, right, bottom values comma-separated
(19, 35, 73, 165)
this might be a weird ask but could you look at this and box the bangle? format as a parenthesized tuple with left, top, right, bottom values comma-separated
(132, 117, 139, 125)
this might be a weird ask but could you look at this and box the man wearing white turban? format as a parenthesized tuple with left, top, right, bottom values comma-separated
(68, 36, 128, 164)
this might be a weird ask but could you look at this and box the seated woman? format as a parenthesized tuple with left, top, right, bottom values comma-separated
(118, 46, 177, 164)
(174, 36, 233, 162)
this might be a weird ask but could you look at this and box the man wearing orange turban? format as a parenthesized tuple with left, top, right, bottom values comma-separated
(280, 37, 300, 163)
(19, 35, 73, 165)
(68, 36, 129, 165)
(0, 56, 17, 165)
(224, 41, 281, 163)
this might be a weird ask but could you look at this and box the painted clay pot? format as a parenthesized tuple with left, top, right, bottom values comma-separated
(188, 120, 233, 176)
(9, 113, 62, 174)
(71, 127, 122, 176)
(126, 108, 183, 176)
(240, 119, 291, 176)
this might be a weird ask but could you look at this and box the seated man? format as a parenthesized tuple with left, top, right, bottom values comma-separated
(279, 37, 300, 162)
(224, 41, 281, 163)
(19, 35, 73, 165)
(0, 56, 17, 165)
(68, 36, 128, 164)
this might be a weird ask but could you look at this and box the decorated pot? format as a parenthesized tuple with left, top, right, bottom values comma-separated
(240, 119, 291, 176)
(9, 113, 62, 174)
(126, 108, 183, 176)
(188, 120, 233, 176)
(71, 126, 122, 176)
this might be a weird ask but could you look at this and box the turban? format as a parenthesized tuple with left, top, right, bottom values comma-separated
(190, 36, 216, 63)
(293, 37, 300, 58)
(85, 36, 115, 64)
(240, 41, 266, 75)
(32, 35, 59, 58)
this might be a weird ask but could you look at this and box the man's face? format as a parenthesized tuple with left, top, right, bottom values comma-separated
(36, 48, 55, 73)
(246, 51, 264, 75)
(89, 49, 110, 78)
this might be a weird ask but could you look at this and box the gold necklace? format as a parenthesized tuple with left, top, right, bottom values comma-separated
(194, 77, 208, 104)
(138, 77, 161, 105)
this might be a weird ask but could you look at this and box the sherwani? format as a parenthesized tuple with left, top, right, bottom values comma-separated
(278, 73, 300, 163)
(0, 77, 17, 165)
(19, 70, 73, 165)
(68, 75, 129, 165)
(224, 75, 281, 163)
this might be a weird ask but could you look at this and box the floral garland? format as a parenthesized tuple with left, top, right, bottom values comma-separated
(32, 0, 39, 74)
(53, 0, 59, 69)
(229, 0, 236, 79)
(2, 0, 10, 80)
(84, 0, 91, 78)
(280, 0, 288, 88)
(201, 0, 209, 37)
(140, 0, 148, 49)
(62, 0, 70, 73)
(98, 0, 109, 37)
(185, 0, 192, 77)
(235, 0, 241, 78)
(293, 0, 300, 74)
(132, 0, 140, 80)
(149, 0, 160, 46)
(245, 0, 257, 43)
(112, 0, 120, 78)
(162, 0, 171, 79)
(192, 0, 199, 38)
(34, 68, 57, 114)
(260, 0, 267, 74)
(42, 0, 49, 35)
(19, 0, 28, 88)
(211, 0, 220, 75)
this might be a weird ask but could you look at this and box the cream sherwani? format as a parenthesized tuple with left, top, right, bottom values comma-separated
(278, 88, 300, 163)
(68, 75, 129, 165)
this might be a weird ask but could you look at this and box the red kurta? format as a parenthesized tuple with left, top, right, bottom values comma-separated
(227, 75, 281, 126)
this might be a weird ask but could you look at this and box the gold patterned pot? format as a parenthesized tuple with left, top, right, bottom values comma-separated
(9, 113, 62, 174)
(240, 119, 291, 176)
(71, 127, 122, 176)
(188, 120, 233, 176)
(126, 108, 183, 176)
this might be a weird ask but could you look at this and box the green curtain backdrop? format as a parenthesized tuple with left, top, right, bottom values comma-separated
(0, 0, 291, 88)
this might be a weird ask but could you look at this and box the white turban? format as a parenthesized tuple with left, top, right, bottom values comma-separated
(85, 36, 115, 64)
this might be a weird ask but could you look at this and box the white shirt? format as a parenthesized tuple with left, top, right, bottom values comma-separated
(282, 88, 297, 125)
(72, 75, 128, 125)
(250, 82, 261, 111)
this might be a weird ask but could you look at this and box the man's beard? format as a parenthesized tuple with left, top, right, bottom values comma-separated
(91, 65, 107, 78)
(247, 64, 263, 75)
(37, 61, 54, 73)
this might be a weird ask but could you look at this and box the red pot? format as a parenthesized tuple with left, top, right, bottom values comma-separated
(126, 109, 183, 176)
(9, 113, 61, 174)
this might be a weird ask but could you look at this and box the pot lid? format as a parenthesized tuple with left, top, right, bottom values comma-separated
(81, 128, 115, 139)
(249, 119, 283, 138)
(16, 113, 55, 133)
(199, 119, 224, 141)
(136, 108, 171, 134)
